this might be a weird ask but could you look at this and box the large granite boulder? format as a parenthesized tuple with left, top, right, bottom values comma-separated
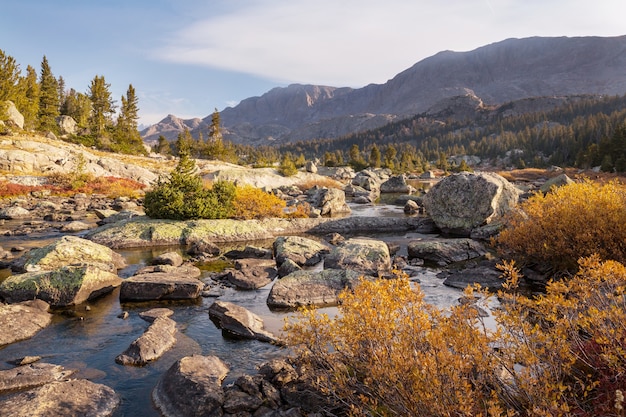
(324, 237, 391, 276)
(116, 316, 177, 366)
(267, 269, 363, 309)
(307, 187, 351, 216)
(0, 266, 122, 307)
(153, 355, 229, 417)
(208, 300, 279, 343)
(56, 115, 77, 135)
(539, 173, 575, 194)
(120, 264, 203, 301)
(11, 235, 126, 273)
(273, 235, 331, 267)
(0, 363, 76, 394)
(407, 238, 488, 266)
(0, 379, 120, 416)
(0, 300, 52, 346)
(0, 205, 31, 220)
(422, 171, 520, 236)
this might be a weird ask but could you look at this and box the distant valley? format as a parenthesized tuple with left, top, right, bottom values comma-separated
(141, 35, 626, 146)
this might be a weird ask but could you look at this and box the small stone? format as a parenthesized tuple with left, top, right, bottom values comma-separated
(118, 311, 129, 319)
(85, 305, 91, 311)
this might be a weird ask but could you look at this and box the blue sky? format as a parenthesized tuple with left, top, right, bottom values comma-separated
(1, 1, 624, 127)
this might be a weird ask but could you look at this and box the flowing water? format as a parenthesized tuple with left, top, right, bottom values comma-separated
(0, 199, 466, 416)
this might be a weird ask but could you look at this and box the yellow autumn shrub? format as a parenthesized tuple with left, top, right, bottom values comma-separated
(496, 179, 626, 272)
(286, 259, 626, 417)
(232, 184, 286, 219)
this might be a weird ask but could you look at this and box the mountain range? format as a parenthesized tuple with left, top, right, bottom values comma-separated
(141, 35, 626, 146)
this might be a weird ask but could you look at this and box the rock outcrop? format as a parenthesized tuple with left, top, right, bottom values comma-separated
(423, 171, 520, 236)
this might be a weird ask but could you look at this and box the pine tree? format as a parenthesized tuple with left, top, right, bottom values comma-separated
(37, 56, 60, 133)
(0, 49, 22, 107)
(88, 75, 115, 136)
(15, 65, 39, 130)
(155, 135, 171, 155)
(61, 88, 91, 128)
(113, 84, 144, 154)
(369, 144, 381, 168)
(174, 129, 194, 156)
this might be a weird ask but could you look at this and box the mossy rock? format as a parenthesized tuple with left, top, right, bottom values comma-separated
(0, 265, 122, 307)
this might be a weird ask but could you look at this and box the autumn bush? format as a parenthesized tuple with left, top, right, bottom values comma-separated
(286, 259, 626, 417)
(232, 184, 286, 219)
(495, 179, 626, 272)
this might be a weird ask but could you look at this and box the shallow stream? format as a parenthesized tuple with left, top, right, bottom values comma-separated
(0, 200, 464, 416)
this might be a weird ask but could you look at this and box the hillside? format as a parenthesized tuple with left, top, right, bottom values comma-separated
(142, 35, 626, 146)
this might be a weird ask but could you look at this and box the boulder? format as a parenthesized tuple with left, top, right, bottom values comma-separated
(223, 245, 272, 259)
(267, 269, 364, 309)
(115, 316, 177, 366)
(226, 258, 277, 290)
(439, 260, 505, 291)
(152, 251, 184, 267)
(273, 235, 331, 267)
(0, 300, 52, 346)
(0, 379, 120, 417)
(3, 101, 24, 129)
(153, 355, 229, 417)
(540, 173, 575, 194)
(56, 115, 77, 135)
(0, 363, 76, 394)
(324, 238, 391, 276)
(0, 266, 122, 307)
(307, 186, 351, 216)
(11, 235, 126, 273)
(138, 307, 175, 322)
(407, 238, 488, 266)
(380, 174, 416, 194)
(59, 220, 93, 233)
(120, 264, 203, 301)
(0, 205, 31, 220)
(404, 199, 421, 214)
(277, 258, 302, 278)
(305, 160, 317, 173)
(422, 171, 520, 236)
(187, 239, 221, 257)
(208, 300, 279, 343)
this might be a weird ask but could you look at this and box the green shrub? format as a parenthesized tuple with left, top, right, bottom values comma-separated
(144, 151, 236, 220)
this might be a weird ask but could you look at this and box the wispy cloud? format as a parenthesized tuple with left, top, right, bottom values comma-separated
(153, 0, 625, 88)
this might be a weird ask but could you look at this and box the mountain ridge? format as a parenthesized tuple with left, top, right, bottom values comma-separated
(141, 35, 626, 146)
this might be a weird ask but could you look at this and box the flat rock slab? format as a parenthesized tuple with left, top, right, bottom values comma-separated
(0, 363, 76, 394)
(0, 265, 122, 307)
(208, 300, 279, 343)
(115, 316, 177, 366)
(267, 269, 364, 309)
(0, 379, 120, 417)
(139, 307, 175, 322)
(153, 355, 229, 417)
(0, 300, 52, 346)
(120, 265, 203, 301)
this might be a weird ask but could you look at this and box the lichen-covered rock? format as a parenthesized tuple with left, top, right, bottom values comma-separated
(539, 173, 575, 194)
(267, 269, 364, 309)
(307, 187, 351, 216)
(423, 171, 520, 236)
(0, 379, 120, 417)
(153, 355, 229, 417)
(273, 235, 330, 267)
(0, 300, 52, 346)
(407, 238, 488, 266)
(0, 205, 31, 220)
(380, 174, 416, 193)
(324, 237, 391, 276)
(115, 316, 177, 366)
(11, 235, 126, 273)
(208, 300, 279, 343)
(0, 266, 122, 307)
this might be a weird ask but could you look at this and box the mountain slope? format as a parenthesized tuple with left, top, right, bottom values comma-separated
(142, 35, 626, 145)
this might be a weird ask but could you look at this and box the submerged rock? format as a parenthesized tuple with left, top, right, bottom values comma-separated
(0, 300, 52, 346)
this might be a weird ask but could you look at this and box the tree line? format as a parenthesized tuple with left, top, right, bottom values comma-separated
(0, 49, 145, 155)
